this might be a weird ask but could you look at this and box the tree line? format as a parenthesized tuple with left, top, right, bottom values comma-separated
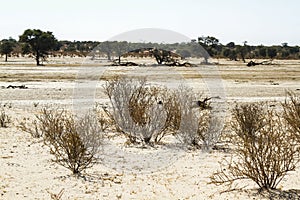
(0, 29, 299, 65)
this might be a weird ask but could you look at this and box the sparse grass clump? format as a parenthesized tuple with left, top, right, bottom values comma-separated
(19, 118, 41, 138)
(94, 104, 113, 133)
(0, 108, 11, 128)
(210, 103, 299, 190)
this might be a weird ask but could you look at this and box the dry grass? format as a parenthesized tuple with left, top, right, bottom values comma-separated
(19, 117, 41, 138)
(0, 108, 11, 128)
(47, 188, 64, 200)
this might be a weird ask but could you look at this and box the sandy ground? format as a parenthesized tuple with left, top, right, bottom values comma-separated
(1, 57, 300, 199)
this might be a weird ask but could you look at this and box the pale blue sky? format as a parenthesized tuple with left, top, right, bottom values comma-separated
(1, 0, 299, 45)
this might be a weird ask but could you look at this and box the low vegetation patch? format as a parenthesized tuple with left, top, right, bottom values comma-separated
(103, 76, 220, 149)
(103, 76, 172, 144)
(19, 117, 41, 138)
(210, 103, 299, 190)
(282, 92, 300, 142)
(0, 108, 11, 128)
(22, 107, 104, 174)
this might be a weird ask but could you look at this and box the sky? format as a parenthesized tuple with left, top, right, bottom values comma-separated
(1, 0, 300, 45)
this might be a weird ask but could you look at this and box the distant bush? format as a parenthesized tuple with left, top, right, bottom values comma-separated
(210, 103, 299, 190)
(0, 108, 11, 128)
(37, 107, 103, 174)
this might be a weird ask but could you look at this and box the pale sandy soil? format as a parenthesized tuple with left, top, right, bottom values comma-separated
(1, 57, 300, 199)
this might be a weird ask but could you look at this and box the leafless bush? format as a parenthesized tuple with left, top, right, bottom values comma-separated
(231, 103, 266, 142)
(282, 91, 300, 142)
(154, 89, 181, 143)
(173, 86, 203, 147)
(172, 86, 221, 150)
(0, 108, 11, 128)
(210, 103, 299, 190)
(104, 76, 170, 144)
(37, 107, 102, 174)
(104, 77, 219, 148)
(198, 115, 222, 149)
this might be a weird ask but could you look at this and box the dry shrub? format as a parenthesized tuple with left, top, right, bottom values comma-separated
(231, 103, 266, 141)
(0, 108, 11, 128)
(155, 89, 182, 142)
(172, 86, 221, 150)
(173, 86, 207, 147)
(104, 77, 218, 148)
(104, 76, 171, 144)
(38, 107, 102, 174)
(282, 91, 300, 141)
(210, 103, 299, 190)
(198, 115, 222, 149)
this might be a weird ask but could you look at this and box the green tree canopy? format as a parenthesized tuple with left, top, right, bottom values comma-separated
(198, 36, 220, 62)
(0, 38, 16, 62)
(19, 29, 58, 65)
(267, 47, 277, 59)
(258, 45, 267, 58)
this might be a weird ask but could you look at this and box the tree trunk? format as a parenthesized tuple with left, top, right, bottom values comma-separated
(36, 51, 40, 66)
(154, 55, 163, 64)
(118, 55, 121, 64)
(241, 52, 246, 63)
(5, 54, 8, 62)
(107, 52, 111, 61)
(204, 56, 208, 64)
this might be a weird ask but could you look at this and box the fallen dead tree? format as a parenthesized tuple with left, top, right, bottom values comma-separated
(7, 85, 28, 89)
(247, 60, 273, 67)
(111, 61, 138, 66)
(165, 61, 195, 67)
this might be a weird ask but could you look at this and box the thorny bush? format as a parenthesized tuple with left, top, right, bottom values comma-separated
(37, 107, 103, 174)
(210, 103, 299, 190)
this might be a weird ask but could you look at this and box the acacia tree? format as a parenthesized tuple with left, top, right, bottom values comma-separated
(100, 41, 113, 61)
(19, 29, 58, 65)
(113, 41, 129, 64)
(198, 36, 219, 63)
(0, 38, 16, 62)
